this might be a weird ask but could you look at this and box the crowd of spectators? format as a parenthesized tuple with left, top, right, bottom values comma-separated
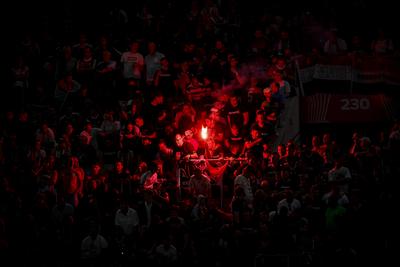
(1, 1, 399, 266)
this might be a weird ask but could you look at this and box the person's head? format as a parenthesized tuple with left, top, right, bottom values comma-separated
(182, 104, 193, 115)
(273, 71, 283, 82)
(160, 57, 169, 68)
(275, 58, 286, 70)
(99, 35, 108, 47)
(144, 189, 154, 203)
(197, 194, 207, 205)
(242, 165, 254, 177)
(83, 46, 92, 58)
(147, 41, 157, 54)
(285, 189, 294, 202)
(256, 113, 265, 124)
(63, 45, 73, 58)
(280, 30, 289, 40)
(360, 137, 371, 149)
(229, 95, 239, 107)
(102, 50, 112, 62)
(115, 161, 124, 173)
(229, 56, 239, 67)
(82, 121, 91, 132)
(126, 122, 134, 132)
(138, 161, 148, 172)
(79, 32, 88, 44)
(286, 143, 295, 155)
(185, 129, 194, 139)
(130, 41, 140, 53)
(334, 158, 343, 168)
(19, 111, 28, 122)
(57, 195, 66, 208)
(120, 198, 129, 213)
(5, 111, 14, 121)
(158, 139, 168, 151)
(260, 179, 269, 190)
(41, 122, 49, 132)
(269, 82, 279, 94)
(89, 224, 99, 239)
(263, 87, 272, 99)
(234, 186, 245, 198)
(250, 127, 260, 139)
(68, 156, 79, 168)
(135, 116, 144, 127)
(322, 133, 331, 144)
(328, 29, 338, 42)
(91, 163, 101, 175)
(65, 123, 74, 135)
(277, 144, 286, 157)
(89, 179, 98, 191)
(311, 135, 320, 147)
(215, 39, 225, 50)
(175, 134, 184, 147)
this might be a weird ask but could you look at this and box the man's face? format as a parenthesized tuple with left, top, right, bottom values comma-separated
(130, 42, 139, 52)
(135, 118, 144, 127)
(116, 162, 123, 172)
(251, 129, 259, 139)
(230, 97, 238, 107)
(92, 164, 101, 175)
(185, 130, 193, 139)
(176, 135, 184, 146)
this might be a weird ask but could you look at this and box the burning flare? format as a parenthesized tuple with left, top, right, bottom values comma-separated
(201, 126, 208, 140)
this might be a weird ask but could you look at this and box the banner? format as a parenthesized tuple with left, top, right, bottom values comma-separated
(298, 55, 400, 85)
(206, 160, 229, 184)
(301, 94, 395, 123)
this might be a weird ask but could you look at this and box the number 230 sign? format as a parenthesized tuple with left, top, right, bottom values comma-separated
(340, 98, 371, 111)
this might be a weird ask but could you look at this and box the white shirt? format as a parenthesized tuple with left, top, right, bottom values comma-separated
(277, 198, 301, 215)
(145, 52, 165, 82)
(121, 51, 144, 79)
(115, 208, 139, 235)
(324, 38, 347, 54)
(81, 234, 108, 259)
(322, 191, 349, 206)
(328, 166, 351, 182)
(155, 244, 177, 263)
(234, 175, 253, 203)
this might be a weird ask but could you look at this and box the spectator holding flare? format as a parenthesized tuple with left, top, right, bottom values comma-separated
(3, 3, 400, 266)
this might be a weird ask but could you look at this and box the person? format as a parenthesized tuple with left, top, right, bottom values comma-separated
(189, 166, 211, 198)
(154, 236, 178, 266)
(80, 224, 108, 266)
(137, 189, 162, 230)
(114, 198, 140, 256)
(323, 29, 347, 55)
(233, 166, 254, 207)
(328, 158, 351, 193)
